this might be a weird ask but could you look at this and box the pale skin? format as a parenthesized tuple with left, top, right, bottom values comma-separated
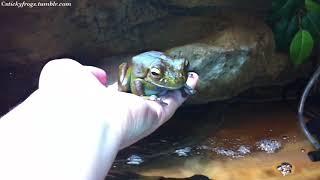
(0, 59, 199, 180)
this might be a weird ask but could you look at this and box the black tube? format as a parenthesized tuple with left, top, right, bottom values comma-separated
(298, 66, 320, 149)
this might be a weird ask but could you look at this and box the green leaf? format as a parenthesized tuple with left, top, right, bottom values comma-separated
(273, 16, 299, 51)
(305, 0, 320, 13)
(290, 30, 314, 65)
(274, 18, 289, 50)
(286, 16, 300, 45)
(268, 0, 288, 22)
(272, 0, 288, 11)
(271, 0, 304, 21)
(302, 12, 320, 42)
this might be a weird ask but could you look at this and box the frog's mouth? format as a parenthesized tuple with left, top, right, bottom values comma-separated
(146, 80, 185, 90)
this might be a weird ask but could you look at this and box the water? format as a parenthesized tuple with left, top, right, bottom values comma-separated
(108, 102, 320, 179)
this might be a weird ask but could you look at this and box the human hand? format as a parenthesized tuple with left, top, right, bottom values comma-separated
(104, 74, 198, 149)
(38, 58, 199, 149)
(0, 58, 198, 179)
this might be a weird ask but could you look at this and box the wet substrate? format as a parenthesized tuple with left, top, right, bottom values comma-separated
(108, 101, 320, 180)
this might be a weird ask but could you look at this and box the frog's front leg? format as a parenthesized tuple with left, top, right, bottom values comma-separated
(132, 78, 145, 96)
(132, 79, 168, 105)
(118, 62, 131, 92)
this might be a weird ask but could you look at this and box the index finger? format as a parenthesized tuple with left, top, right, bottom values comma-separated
(147, 72, 199, 122)
(163, 72, 199, 107)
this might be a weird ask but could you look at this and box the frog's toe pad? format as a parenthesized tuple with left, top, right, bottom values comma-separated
(148, 95, 158, 101)
(148, 95, 168, 106)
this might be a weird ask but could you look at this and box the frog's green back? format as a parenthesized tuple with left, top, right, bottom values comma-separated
(132, 51, 188, 90)
(132, 51, 163, 66)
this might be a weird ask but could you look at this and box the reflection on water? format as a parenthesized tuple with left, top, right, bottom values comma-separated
(277, 162, 293, 176)
(256, 139, 281, 153)
(112, 103, 227, 165)
(108, 102, 320, 180)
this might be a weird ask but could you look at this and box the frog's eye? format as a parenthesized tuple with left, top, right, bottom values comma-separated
(150, 67, 161, 77)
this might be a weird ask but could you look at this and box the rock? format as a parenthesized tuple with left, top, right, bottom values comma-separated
(0, 0, 313, 108)
(0, 0, 233, 67)
(159, 0, 268, 8)
(0, 0, 271, 67)
(166, 16, 311, 104)
(0, 0, 169, 66)
(158, 0, 270, 13)
(106, 171, 211, 180)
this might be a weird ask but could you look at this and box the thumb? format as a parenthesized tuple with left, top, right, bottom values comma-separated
(39, 59, 106, 91)
(83, 66, 108, 85)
